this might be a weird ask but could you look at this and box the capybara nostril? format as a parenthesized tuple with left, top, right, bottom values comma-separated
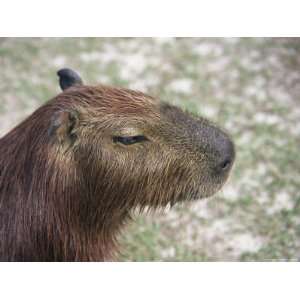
(220, 158, 232, 171)
(215, 136, 235, 174)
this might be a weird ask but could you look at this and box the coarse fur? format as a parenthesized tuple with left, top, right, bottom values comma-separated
(0, 73, 235, 261)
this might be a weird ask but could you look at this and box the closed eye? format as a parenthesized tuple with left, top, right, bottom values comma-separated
(113, 135, 148, 145)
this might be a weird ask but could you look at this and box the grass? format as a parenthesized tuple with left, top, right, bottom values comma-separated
(1, 37, 300, 261)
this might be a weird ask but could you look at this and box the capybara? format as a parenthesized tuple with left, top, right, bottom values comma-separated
(0, 68, 235, 261)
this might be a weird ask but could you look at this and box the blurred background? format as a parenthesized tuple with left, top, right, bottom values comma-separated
(0, 37, 299, 261)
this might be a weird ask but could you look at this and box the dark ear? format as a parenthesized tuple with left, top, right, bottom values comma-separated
(49, 110, 79, 143)
(57, 68, 83, 91)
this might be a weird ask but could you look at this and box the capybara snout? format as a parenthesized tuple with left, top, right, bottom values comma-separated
(158, 102, 235, 199)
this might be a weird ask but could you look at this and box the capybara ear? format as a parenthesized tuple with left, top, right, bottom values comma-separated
(48, 110, 79, 143)
(57, 68, 83, 91)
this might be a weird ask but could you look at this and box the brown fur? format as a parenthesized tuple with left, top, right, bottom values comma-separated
(0, 84, 234, 261)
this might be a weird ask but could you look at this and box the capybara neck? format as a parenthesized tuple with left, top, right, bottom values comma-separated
(0, 105, 127, 261)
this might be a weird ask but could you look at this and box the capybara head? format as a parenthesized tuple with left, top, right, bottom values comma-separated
(52, 69, 235, 209)
(0, 68, 235, 261)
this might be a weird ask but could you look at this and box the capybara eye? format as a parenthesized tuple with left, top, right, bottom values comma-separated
(113, 135, 148, 145)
